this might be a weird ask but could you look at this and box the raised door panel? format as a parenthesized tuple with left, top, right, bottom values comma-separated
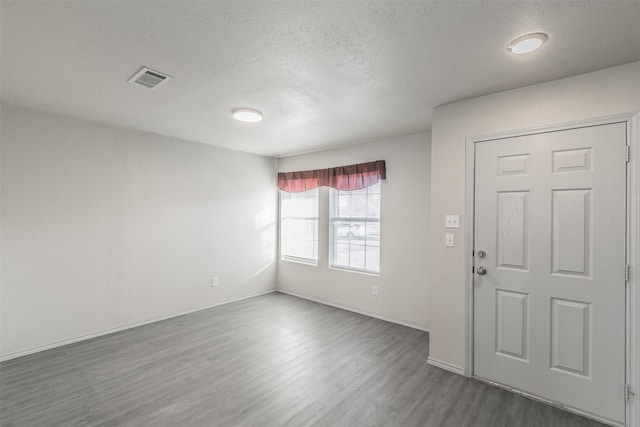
(552, 148, 592, 173)
(552, 190, 591, 277)
(551, 298, 591, 378)
(495, 290, 528, 361)
(497, 192, 528, 270)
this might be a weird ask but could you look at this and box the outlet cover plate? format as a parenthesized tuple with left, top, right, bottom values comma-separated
(445, 215, 460, 228)
(445, 233, 455, 247)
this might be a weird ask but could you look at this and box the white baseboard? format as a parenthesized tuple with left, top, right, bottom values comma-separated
(277, 289, 429, 332)
(1, 289, 277, 362)
(427, 356, 466, 376)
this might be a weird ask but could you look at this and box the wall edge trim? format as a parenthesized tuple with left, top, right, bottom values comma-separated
(276, 289, 429, 332)
(0, 289, 277, 362)
(427, 356, 466, 376)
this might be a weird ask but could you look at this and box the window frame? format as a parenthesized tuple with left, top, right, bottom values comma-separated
(279, 187, 319, 265)
(329, 182, 381, 275)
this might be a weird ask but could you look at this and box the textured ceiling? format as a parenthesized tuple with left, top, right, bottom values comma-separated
(2, 1, 639, 157)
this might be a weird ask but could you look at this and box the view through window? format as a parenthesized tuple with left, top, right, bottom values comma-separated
(329, 182, 381, 274)
(280, 188, 319, 264)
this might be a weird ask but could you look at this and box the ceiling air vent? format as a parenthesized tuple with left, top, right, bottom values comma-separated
(128, 67, 172, 89)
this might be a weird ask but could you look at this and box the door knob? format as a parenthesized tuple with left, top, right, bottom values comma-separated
(477, 266, 487, 275)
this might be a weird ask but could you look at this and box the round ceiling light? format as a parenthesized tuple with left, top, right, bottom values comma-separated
(232, 108, 263, 123)
(507, 32, 548, 55)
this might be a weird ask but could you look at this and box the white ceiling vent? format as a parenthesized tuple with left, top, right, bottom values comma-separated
(128, 67, 172, 89)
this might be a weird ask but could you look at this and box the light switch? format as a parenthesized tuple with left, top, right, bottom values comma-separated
(446, 215, 460, 228)
(445, 233, 455, 247)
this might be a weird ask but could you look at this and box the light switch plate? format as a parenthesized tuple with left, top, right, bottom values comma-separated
(445, 233, 455, 247)
(445, 215, 460, 228)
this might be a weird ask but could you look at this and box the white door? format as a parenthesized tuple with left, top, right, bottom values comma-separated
(473, 123, 627, 424)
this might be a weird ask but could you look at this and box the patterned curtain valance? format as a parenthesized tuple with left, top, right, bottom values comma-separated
(277, 160, 386, 193)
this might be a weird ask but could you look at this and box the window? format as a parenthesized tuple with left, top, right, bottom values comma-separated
(330, 181, 381, 274)
(280, 188, 319, 264)
(278, 160, 385, 271)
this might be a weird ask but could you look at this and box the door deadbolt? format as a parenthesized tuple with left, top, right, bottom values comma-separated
(477, 250, 486, 259)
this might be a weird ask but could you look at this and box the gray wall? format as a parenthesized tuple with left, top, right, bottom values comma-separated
(1, 103, 278, 359)
(277, 133, 431, 329)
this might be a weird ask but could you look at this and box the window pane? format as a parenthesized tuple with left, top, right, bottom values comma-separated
(282, 219, 318, 260)
(283, 192, 317, 218)
(365, 221, 380, 242)
(281, 188, 318, 263)
(352, 194, 367, 218)
(334, 240, 350, 267)
(348, 240, 366, 270)
(337, 194, 349, 217)
(329, 182, 381, 274)
(365, 245, 380, 273)
(367, 193, 381, 218)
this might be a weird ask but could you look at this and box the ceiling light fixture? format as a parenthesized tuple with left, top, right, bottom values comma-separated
(232, 108, 263, 123)
(507, 32, 548, 55)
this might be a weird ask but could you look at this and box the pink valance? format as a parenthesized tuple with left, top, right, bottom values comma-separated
(278, 160, 386, 193)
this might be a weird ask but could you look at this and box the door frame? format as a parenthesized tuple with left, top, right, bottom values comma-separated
(463, 113, 639, 426)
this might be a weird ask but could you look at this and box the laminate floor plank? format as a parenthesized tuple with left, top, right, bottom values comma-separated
(0, 292, 605, 426)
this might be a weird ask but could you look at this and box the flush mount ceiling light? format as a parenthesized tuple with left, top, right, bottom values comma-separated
(507, 32, 548, 55)
(232, 108, 263, 123)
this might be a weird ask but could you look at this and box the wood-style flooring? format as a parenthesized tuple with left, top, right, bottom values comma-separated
(0, 292, 605, 426)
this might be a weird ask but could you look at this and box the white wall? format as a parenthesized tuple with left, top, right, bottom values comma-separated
(0, 103, 278, 359)
(428, 61, 640, 371)
(277, 133, 431, 329)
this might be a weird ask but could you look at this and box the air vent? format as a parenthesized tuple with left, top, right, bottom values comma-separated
(128, 67, 172, 89)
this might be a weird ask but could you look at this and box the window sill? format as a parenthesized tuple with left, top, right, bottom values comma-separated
(329, 265, 380, 277)
(281, 256, 318, 267)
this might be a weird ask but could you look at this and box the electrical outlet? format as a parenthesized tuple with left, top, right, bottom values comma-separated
(445, 215, 460, 228)
(211, 277, 219, 287)
(372, 285, 379, 296)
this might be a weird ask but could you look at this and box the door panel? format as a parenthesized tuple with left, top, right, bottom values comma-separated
(497, 191, 529, 269)
(495, 289, 528, 360)
(474, 123, 627, 424)
(552, 189, 591, 276)
(551, 297, 590, 377)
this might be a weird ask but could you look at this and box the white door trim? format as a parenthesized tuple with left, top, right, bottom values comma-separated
(463, 113, 639, 427)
